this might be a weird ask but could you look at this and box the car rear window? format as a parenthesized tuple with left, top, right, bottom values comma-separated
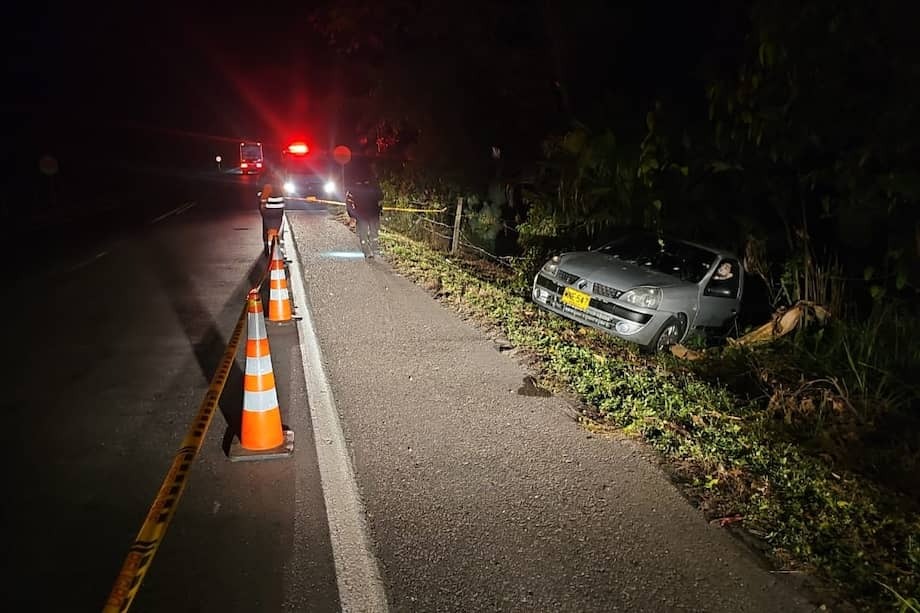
(240, 145, 262, 159)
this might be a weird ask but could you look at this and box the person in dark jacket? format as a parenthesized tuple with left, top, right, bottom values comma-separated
(345, 171, 383, 258)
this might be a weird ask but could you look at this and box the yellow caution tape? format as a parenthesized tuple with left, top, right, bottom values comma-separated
(290, 196, 446, 213)
(383, 205, 448, 213)
(102, 301, 249, 613)
(294, 196, 341, 205)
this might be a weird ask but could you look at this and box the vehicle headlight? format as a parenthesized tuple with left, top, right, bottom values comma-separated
(620, 287, 661, 309)
(283, 181, 295, 194)
(541, 255, 561, 276)
(323, 180, 336, 194)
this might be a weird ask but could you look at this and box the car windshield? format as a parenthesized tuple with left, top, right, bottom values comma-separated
(283, 153, 333, 177)
(240, 145, 262, 159)
(596, 234, 716, 283)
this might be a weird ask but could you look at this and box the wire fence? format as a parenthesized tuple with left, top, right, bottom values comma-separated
(381, 196, 524, 272)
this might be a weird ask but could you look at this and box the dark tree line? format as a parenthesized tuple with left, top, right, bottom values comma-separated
(309, 0, 919, 311)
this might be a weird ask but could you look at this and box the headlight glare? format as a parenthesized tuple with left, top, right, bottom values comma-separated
(620, 287, 661, 309)
(283, 181, 295, 194)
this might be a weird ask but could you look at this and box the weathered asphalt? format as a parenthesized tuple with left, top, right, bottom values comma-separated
(287, 210, 824, 612)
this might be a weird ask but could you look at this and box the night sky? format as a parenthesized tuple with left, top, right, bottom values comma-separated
(4, 1, 743, 186)
(7, 3, 340, 168)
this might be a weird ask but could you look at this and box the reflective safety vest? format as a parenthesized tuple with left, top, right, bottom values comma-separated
(260, 184, 285, 209)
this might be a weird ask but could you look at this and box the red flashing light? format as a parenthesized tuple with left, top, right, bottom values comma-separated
(287, 142, 309, 155)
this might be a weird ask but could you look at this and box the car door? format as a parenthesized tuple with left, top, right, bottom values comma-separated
(695, 258, 742, 329)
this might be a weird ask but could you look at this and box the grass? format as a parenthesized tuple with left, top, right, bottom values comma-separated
(377, 227, 920, 610)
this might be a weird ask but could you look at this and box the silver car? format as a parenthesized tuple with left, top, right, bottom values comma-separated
(532, 233, 743, 352)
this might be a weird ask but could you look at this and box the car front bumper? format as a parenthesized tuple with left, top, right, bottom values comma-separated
(531, 272, 672, 347)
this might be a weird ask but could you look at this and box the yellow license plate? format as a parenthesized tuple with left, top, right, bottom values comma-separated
(561, 287, 591, 311)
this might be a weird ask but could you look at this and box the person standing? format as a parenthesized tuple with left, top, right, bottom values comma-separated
(345, 171, 383, 258)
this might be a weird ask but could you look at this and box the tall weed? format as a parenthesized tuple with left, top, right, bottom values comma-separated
(800, 300, 920, 421)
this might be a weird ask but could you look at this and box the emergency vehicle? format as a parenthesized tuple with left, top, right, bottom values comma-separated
(279, 141, 340, 199)
(239, 141, 264, 174)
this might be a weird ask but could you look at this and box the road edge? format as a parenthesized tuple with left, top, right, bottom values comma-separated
(284, 214, 389, 612)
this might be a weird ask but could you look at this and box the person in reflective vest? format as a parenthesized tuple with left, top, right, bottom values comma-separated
(258, 182, 285, 256)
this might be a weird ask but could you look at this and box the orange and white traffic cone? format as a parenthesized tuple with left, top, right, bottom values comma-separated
(268, 241, 293, 322)
(229, 290, 293, 461)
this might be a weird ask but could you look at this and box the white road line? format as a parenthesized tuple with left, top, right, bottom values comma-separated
(64, 250, 108, 273)
(149, 208, 179, 225)
(64, 251, 109, 273)
(284, 215, 389, 613)
(149, 201, 196, 225)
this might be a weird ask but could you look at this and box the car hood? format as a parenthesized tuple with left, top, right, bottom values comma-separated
(558, 251, 686, 289)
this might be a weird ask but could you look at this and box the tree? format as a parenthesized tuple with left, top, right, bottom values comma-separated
(308, 0, 561, 190)
(702, 0, 920, 300)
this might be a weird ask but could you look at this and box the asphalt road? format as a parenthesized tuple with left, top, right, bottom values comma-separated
(5, 165, 830, 612)
(6, 168, 338, 611)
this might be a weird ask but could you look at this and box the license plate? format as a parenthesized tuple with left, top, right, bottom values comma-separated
(561, 287, 590, 311)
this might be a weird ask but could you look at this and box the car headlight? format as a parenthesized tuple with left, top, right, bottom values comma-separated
(620, 287, 661, 309)
(541, 255, 561, 276)
(283, 181, 295, 194)
(323, 180, 336, 194)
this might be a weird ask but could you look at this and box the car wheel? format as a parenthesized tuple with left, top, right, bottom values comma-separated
(647, 316, 685, 353)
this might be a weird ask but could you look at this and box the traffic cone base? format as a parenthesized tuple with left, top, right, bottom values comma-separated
(229, 428, 294, 462)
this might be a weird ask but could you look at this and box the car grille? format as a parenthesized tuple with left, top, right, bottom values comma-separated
(555, 269, 579, 285)
(535, 275, 561, 294)
(592, 282, 622, 300)
(534, 274, 651, 325)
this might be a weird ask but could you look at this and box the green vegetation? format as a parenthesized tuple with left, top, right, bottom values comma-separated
(313, 0, 920, 607)
(377, 229, 919, 610)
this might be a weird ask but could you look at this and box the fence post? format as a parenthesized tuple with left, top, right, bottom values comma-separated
(451, 196, 464, 255)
